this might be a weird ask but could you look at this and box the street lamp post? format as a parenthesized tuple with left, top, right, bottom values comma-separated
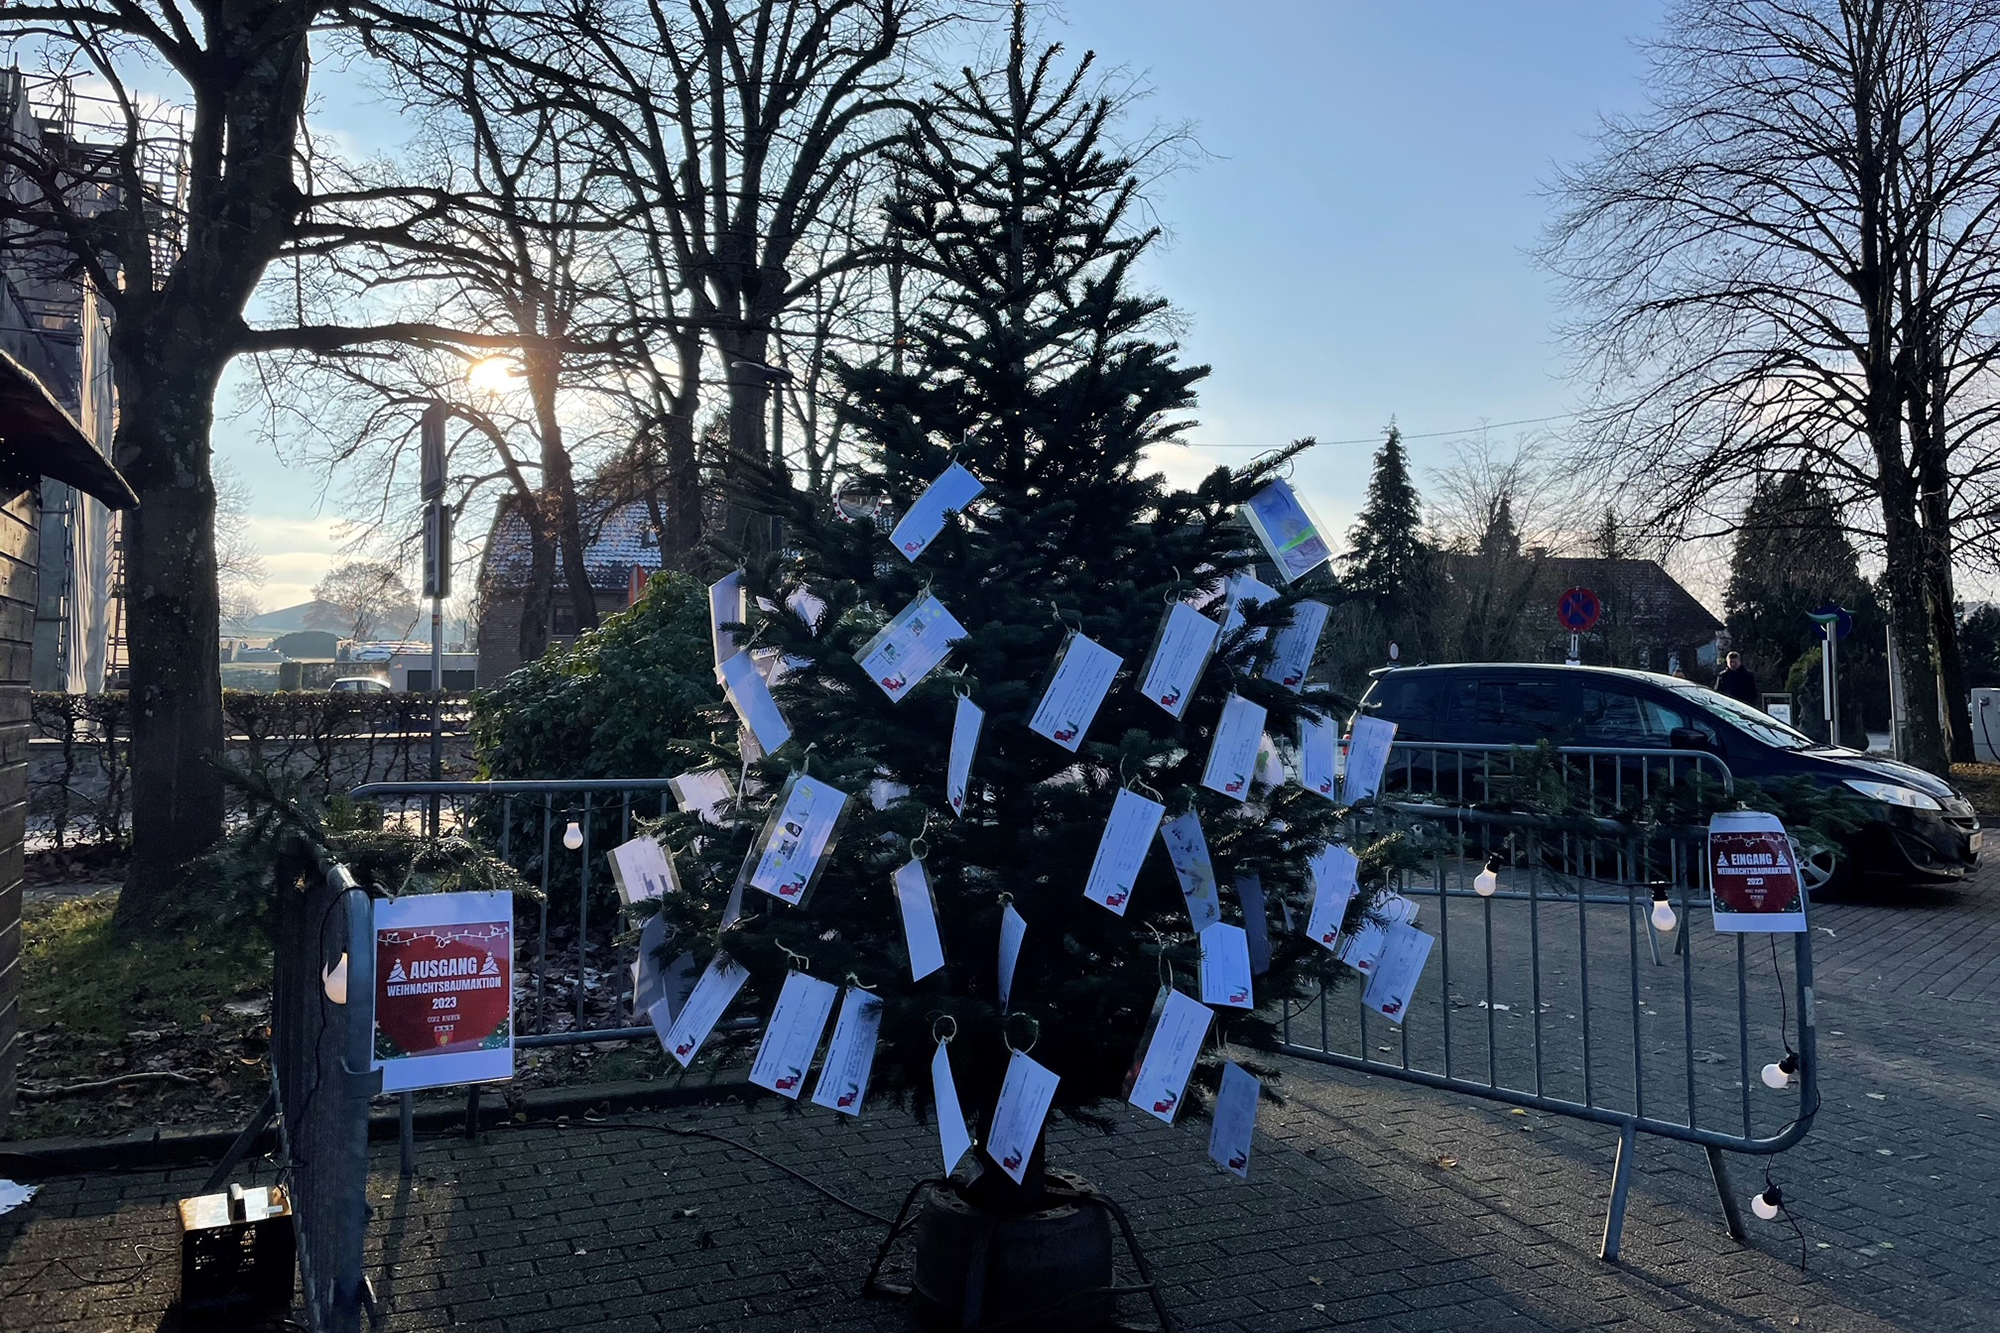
(731, 357, 794, 552)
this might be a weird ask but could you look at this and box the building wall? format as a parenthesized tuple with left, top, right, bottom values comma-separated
(477, 589, 630, 685)
(0, 484, 36, 1122)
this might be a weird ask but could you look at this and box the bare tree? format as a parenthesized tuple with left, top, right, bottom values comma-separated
(214, 460, 266, 624)
(314, 559, 420, 642)
(1543, 0, 2000, 773)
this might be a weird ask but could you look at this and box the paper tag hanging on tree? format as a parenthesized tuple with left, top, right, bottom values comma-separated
(1263, 600, 1331, 691)
(1200, 694, 1268, 802)
(997, 902, 1027, 1009)
(1083, 788, 1166, 914)
(1361, 922, 1435, 1023)
(1124, 987, 1214, 1124)
(986, 1048, 1060, 1184)
(631, 916, 698, 1020)
(1137, 601, 1221, 718)
(1027, 630, 1123, 751)
(1198, 923, 1254, 1008)
(947, 694, 984, 817)
(1160, 811, 1223, 932)
(1208, 1061, 1259, 1179)
(607, 836, 679, 905)
(669, 768, 737, 825)
(655, 953, 748, 1068)
(1221, 572, 1280, 643)
(1240, 478, 1334, 584)
(718, 649, 792, 753)
(853, 591, 969, 702)
(746, 773, 850, 905)
(931, 1039, 975, 1176)
(1342, 715, 1398, 805)
(1340, 894, 1419, 976)
(811, 986, 884, 1116)
(1305, 845, 1360, 953)
(1297, 712, 1340, 799)
(749, 970, 840, 1099)
(894, 858, 947, 981)
(890, 461, 985, 561)
(1234, 875, 1272, 975)
(709, 570, 746, 668)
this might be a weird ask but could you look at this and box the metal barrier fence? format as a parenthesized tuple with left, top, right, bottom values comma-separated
(204, 843, 377, 1332)
(1280, 742, 1818, 1260)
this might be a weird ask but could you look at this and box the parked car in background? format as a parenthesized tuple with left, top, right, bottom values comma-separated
(329, 676, 392, 694)
(1354, 663, 1980, 894)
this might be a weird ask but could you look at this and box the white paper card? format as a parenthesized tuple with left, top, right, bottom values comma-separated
(631, 916, 697, 1019)
(1362, 922, 1436, 1023)
(932, 1041, 975, 1176)
(1340, 895, 1419, 976)
(998, 902, 1027, 1008)
(1200, 694, 1268, 802)
(1298, 712, 1340, 799)
(1222, 573, 1280, 642)
(786, 586, 827, 634)
(1083, 787, 1166, 914)
(1342, 714, 1398, 805)
(1137, 602, 1221, 718)
(854, 591, 968, 702)
(891, 461, 985, 562)
(656, 953, 748, 1067)
(709, 570, 746, 668)
(1235, 874, 1272, 975)
(947, 694, 984, 817)
(1306, 845, 1360, 953)
(1241, 478, 1334, 584)
(1160, 811, 1223, 932)
(1027, 631, 1123, 751)
(748, 774, 849, 904)
(895, 858, 947, 980)
(1263, 599, 1330, 691)
(986, 1049, 1060, 1183)
(749, 970, 840, 1098)
(1199, 923, 1254, 1008)
(1125, 988, 1214, 1124)
(607, 836, 679, 905)
(811, 986, 884, 1116)
(1208, 1061, 1259, 1179)
(670, 768, 737, 826)
(718, 649, 792, 753)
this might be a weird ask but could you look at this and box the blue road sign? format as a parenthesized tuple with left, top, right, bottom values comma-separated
(1557, 586, 1602, 632)
(1809, 602, 1854, 641)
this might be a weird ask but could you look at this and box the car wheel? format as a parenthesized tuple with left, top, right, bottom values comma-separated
(1791, 836, 1846, 900)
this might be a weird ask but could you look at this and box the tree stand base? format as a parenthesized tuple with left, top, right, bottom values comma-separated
(863, 1170, 1176, 1332)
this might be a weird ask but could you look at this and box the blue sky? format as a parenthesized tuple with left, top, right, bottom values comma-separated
(219, 0, 1669, 608)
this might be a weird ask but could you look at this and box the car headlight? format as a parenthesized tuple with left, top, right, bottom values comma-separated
(1843, 778, 1942, 811)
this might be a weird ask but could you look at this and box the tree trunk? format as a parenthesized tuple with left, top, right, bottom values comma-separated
(530, 355, 598, 636)
(1878, 470, 1950, 773)
(1911, 381, 1973, 763)
(516, 506, 555, 666)
(111, 319, 228, 930)
(658, 409, 704, 562)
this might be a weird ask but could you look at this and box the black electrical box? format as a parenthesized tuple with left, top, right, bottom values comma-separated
(178, 1182, 296, 1318)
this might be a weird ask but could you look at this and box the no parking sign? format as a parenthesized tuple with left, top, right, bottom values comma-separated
(1707, 810, 1806, 933)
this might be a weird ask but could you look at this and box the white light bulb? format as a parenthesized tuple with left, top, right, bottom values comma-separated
(321, 953, 349, 1005)
(1650, 898, 1677, 933)
(563, 820, 584, 851)
(1761, 1061, 1790, 1089)
(1751, 1189, 1782, 1221)
(1474, 868, 1498, 897)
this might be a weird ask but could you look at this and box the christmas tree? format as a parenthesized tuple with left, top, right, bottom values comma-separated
(647, 15, 1371, 1203)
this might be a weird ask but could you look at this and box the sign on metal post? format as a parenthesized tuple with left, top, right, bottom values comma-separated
(420, 402, 447, 502)
(1808, 604, 1851, 747)
(1557, 586, 1601, 633)
(372, 891, 515, 1093)
(423, 501, 452, 600)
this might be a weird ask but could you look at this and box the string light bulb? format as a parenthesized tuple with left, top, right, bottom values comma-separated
(322, 953, 349, 1005)
(563, 820, 584, 851)
(1649, 886, 1677, 933)
(1751, 1186, 1783, 1221)
(1760, 1052, 1799, 1089)
(1473, 853, 1502, 897)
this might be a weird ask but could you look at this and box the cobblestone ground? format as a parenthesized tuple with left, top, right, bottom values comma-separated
(4, 865, 1997, 1332)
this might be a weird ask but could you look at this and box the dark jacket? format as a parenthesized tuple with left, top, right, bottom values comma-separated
(1715, 664, 1759, 707)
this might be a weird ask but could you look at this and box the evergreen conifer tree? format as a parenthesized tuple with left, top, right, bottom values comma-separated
(1339, 425, 1432, 664)
(652, 19, 1365, 1203)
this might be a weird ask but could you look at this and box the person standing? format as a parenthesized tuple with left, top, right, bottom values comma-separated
(1714, 651, 1759, 708)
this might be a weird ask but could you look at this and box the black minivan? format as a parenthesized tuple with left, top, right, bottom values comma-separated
(1354, 663, 1982, 892)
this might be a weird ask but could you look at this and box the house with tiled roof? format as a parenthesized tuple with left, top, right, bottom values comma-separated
(475, 495, 665, 681)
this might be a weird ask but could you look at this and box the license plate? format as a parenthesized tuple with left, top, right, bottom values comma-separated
(1972, 828, 1985, 857)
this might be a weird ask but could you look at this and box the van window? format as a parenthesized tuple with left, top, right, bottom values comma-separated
(1582, 687, 1669, 746)
(1442, 676, 1570, 743)
(1367, 673, 1453, 741)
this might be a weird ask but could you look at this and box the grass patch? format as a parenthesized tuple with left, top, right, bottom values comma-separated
(1950, 763, 2000, 820)
(7, 893, 273, 1141)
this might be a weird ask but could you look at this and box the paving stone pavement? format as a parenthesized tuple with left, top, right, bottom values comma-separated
(3, 867, 1997, 1332)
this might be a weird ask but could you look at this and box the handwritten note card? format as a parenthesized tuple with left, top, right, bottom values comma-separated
(1208, 1061, 1259, 1179)
(853, 591, 968, 703)
(1200, 693, 1268, 802)
(718, 649, 792, 753)
(894, 858, 946, 981)
(749, 970, 839, 1099)
(1125, 987, 1214, 1124)
(1137, 602, 1221, 718)
(747, 774, 849, 905)
(1027, 631, 1123, 751)
(1305, 844, 1360, 953)
(1160, 811, 1223, 932)
(890, 462, 985, 562)
(947, 694, 984, 817)
(607, 836, 679, 905)
(1342, 715, 1398, 806)
(811, 986, 884, 1116)
(1361, 922, 1435, 1023)
(987, 1050, 1060, 1184)
(932, 1040, 974, 1176)
(1263, 599, 1330, 691)
(1198, 922, 1254, 1008)
(656, 953, 748, 1068)
(1083, 788, 1166, 915)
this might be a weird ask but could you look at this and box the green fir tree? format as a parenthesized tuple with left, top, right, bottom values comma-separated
(649, 23, 1372, 1203)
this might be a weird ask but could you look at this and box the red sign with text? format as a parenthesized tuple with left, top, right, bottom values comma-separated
(372, 891, 515, 1092)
